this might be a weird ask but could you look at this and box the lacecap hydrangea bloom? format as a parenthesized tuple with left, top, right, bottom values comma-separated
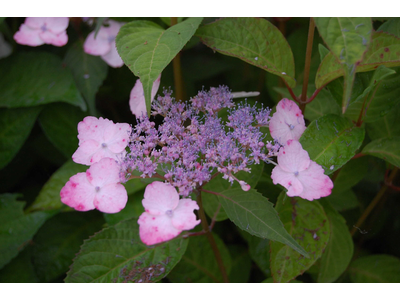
(14, 17, 69, 47)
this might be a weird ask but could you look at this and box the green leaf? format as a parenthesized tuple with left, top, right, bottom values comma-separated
(196, 17, 296, 87)
(300, 114, 365, 175)
(94, 17, 107, 38)
(378, 18, 400, 37)
(270, 193, 330, 283)
(248, 235, 271, 276)
(362, 137, 400, 168)
(0, 247, 39, 283)
(116, 18, 203, 114)
(0, 107, 41, 170)
(317, 200, 353, 282)
(63, 41, 108, 115)
(29, 160, 88, 212)
(0, 52, 86, 110)
(65, 217, 188, 283)
(228, 245, 252, 283)
(202, 161, 264, 221)
(325, 189, 359, 211)
(366, 103, 400, 140)
(349, 255, 400, 283)
(167, 233, 231, 283)
(38, 103, 86, 158)
(31, 211, 104, 282)
(332, 156, 369, 193)
(0, 194, 55, 269)
(218, 189, 308, 257)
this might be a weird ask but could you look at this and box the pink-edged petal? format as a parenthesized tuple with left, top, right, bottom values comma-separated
(86, 157, 121, 187)
(297, 161, 334, 201)
(277, 140, 310, 173)
(77, 116, 110, 143)
(271, 166, 304, 197)
(24, 17, 45, 29)
(13, 24, 44, 46)
(101, 41, 124, 67)
(44, 17, 69, 33)
(142, 182, 179, 215)
(100, 20, 123, 37)
(138, 212, 181, 245)
(84, 31, 111, 56)
(269, 98, 306, 144)
(103, 122, 131, 153)
(72, 139, 100, 165)
(93, 183, 128, 213)
(171, 199, 200, 231)
(129, 74, 161, 116)
(39, 30, 68, 46)
(60, 172, 96, 211)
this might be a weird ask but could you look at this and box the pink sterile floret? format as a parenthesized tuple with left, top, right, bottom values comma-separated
(129, 74, 161, 117)
(72, 116, 132, 166)
(269, 98, 306, 145)
(60, 157, 128, 213)
(271, 139, 333, 201)
(83, 20, 124, 68)
(138, 181, 201, 245)
(14, 17, 69, 47)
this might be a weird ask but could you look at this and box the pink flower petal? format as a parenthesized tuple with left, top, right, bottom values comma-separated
(129, 74, 161, 116)
(60, 172, 96, 211)
(39, 30, 68, 46)
(297, 161, 333, 200)
(72, 139, 100, 166)
(171, 199, 200, 230)
(100, 41, 124, 67)
(103, 122, 131, 153)
(24, 17, 45, 29)
(271, 166, 304, 197)
(77, 116, 107, 143)
(43, 17, 69, 34)
(86, 157, 121, 187)
(93, 183, 128, 213)
(269, 99, 306, 145)
(13, 24, 44, 46)
(138, 212, 181, 245)
(277, 139, 310, 173)
(83, 31, 111, 56)
(142, 181, 179, 215)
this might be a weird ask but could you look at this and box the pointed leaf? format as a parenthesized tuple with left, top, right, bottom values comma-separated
(349, 255, 400, 283)
(196, 17, 296, 87)
(366, 103, 400, 140)
(65, 217, 188, 283)
(331, 156, 369, 194)
(0, 52, 86, 110)
(167, 234, 231, 283)
(270, 193, 330, 283)
(361, 137, 400, 168)
(299, 114, 365, 175)
(217, 189, 308, 257)
(116, 18, 203, 114)
(325, 189, 359, 212)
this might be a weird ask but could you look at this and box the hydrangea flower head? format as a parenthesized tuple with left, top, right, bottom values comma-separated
(129, 74, 161, 117)
(138, 181, 200, 245)
(60, 158, 128, 213)
(269, 98, 306, 145)
(72, 116, 131, 166)
(84, 20, 124, 68)
(271, 139, 333, 200)
(13, 17, 69, 47)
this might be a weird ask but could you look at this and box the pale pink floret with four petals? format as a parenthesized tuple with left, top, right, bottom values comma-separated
(60, 157, 128, 213)
(269, 98, 306, 145)
(83, 20, 124, 68)
(72, 116, 131, 166)
(138, 181, 201, 245)
(14, 17, 69, 47)
(271, 139, 333, 201)
(129, 74, 161, 116)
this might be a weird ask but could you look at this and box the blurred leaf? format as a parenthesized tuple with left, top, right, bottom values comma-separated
(218, 189, 308, 257)
(325, 189, 359, 211)
(63, 40, 108, 115)
(31, 211, 104, 282)
(0, 194, 56, 269)
(94, 17, 107, 38)
(317, 200, 353, 282)
(116, 18, 203, 114)
(366, 103, 400, 140)
(29, 160, 87, 212)
(228, 245, 252, 283)
(122, 177, 147, 196)
(332, 156, 369, 194)
(65, 217, 188, 283)
(248, 235, 271, 276)
(0, 246, 39, 282)
(38, 103, 86, 158)
(196, 17, 296, 87)
(300, 114, 365, 175)
(270, 193, 330, 283)
(378, 18, 400, 37)
(362, 137, 400, 168)
(349, 255, 400, 283)
(0, 52, 86, 110)
(168, 233, 231, 283)
(0, 106, 41, 170)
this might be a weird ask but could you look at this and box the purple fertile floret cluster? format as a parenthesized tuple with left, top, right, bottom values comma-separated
(121, 86, 275, 197)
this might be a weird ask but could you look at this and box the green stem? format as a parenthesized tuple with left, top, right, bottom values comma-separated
(196, 189, 229, 283)
(171, 17, 184, 101)
(299, 18, 315, 114)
